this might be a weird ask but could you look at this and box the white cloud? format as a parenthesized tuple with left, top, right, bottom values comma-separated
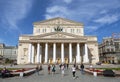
(1, 0, 33, 30)
(45, 14, 65, 19)
(100, 10, 108, 14)
(85, 26, 100, 33)
(86, 26, 99, 30)
(94, 15, 120, 24)
(45, 5, 70, 19)
(46, 6, 68, 14)
(45, 0, 120, 32)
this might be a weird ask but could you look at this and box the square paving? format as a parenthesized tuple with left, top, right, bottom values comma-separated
(0, 65, 120, 82)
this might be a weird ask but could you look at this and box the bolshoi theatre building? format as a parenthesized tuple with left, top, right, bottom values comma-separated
(17, 17, 99, 64)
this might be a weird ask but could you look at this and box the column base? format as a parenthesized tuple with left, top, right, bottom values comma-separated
(83, 59, 90, 64)
(83, 60, 89, 64)
(44, 62, 48, 65)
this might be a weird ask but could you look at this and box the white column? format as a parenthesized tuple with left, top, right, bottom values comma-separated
(39, 46, 42, 63)
(37, 43, 40, 63)
(53, 43, 56, 63)
(31, 45, 34, 63)
(45, 43, 48, 63)
(76, 43, 81, 63)
(28, 43, 32, 63)
(69, 43, 72, 63)
(83, 44, 89, 63)
(61, 43, 64, 63)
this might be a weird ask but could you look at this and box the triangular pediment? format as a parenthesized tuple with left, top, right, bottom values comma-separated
(34, 17, 83, 26)
(30, 32, 85, 39)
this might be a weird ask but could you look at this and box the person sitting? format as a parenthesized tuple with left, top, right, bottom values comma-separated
(1, 67, 11, 78)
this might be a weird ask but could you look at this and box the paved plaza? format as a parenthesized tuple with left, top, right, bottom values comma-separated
(0, 65, 120, 82)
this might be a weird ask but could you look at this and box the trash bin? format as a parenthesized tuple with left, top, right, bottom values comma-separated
(20, 72, 24, 77)
(93, 72, 97, 77)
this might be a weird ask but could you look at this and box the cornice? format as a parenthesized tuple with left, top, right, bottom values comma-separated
(19, 39, 87, 43)
(33, 17, 83, 26)
(30, 32, 84, 39)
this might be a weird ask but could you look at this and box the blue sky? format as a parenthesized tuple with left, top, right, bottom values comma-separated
(0, 0, 120, 46)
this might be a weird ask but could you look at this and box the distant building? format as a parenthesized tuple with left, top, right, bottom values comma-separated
(0, 55, 5, 64)
(99, 34, 120, 64)
(0, 43, 18, 60)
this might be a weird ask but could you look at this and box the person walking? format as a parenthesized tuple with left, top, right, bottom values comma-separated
(52, 64, 56, 75)
(72, 65, 76, 79)
(61, 64, 65, 77)
(59, 64, 62, 70)
(36, 65, 39, 75)
(67, 63, 69, 69)
(48, 64, 51, 74)
(80, 63, 84, 74)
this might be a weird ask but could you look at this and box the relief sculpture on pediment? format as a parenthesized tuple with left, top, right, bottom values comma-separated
(51, 34, 66, 38)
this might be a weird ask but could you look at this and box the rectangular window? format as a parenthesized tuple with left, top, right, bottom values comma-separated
(77, 29, 81, 33)
(111, 49, 114, 52)
(107, 49, 110, 52)
(42, 29, 44, 33)
(71, 29, 72, 33)
(45, 28, 46, 32)
(73, 29, 74, 33)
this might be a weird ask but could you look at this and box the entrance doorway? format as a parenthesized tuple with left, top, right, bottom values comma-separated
(56, 58, 61, 64)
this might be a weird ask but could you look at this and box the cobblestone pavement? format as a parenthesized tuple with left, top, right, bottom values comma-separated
(0, 65, 120, 82)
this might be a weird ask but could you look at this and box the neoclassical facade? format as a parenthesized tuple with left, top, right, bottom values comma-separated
(17, 17, 99, 64)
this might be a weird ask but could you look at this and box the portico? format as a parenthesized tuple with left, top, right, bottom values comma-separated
(27, 42, 89, 64)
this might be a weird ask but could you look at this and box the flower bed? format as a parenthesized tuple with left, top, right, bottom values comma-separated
(85, 68, 103, 75)
(12, 68, 34, 72)
(10, 68, 36, 76)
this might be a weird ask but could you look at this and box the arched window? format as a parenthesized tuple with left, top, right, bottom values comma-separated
(110, 40, 113, 45)
(106, 41, 109, 46)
